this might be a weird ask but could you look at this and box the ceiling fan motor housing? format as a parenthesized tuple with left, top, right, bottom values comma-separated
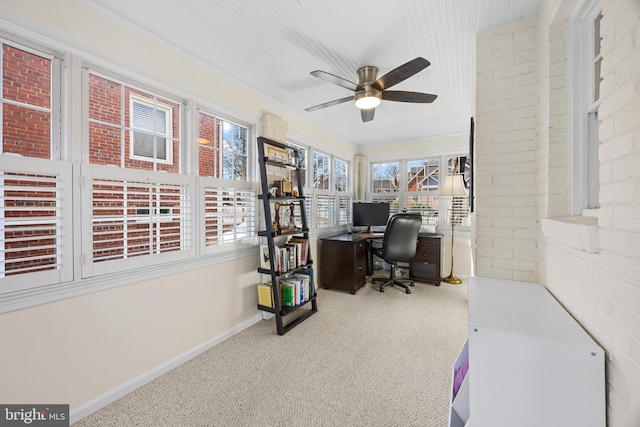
(355, 66, 382, 108)
(357, 66, 379, 86)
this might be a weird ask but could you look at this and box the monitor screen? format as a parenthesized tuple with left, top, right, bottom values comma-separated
(352, 202, 390, 228)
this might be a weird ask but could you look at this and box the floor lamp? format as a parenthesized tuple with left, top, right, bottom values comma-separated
(439, 174, 467, 284)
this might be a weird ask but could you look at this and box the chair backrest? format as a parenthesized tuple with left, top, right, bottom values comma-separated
(381, 213, 423, 263)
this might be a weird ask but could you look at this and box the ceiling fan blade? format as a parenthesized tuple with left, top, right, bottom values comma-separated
(361, 108, 375, 122)
(382, 91, 438, 103)
(310, 70, 358, 91)
(373, 57, 431, 90)
(305, 96, 353, 112)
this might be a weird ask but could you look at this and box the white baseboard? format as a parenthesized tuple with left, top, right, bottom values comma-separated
(69, 313, 263, 424)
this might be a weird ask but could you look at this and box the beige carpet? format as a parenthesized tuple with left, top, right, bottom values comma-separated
(73, 278, 468, 427)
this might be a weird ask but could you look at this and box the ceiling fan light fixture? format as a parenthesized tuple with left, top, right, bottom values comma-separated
(354, 90, 382, 109)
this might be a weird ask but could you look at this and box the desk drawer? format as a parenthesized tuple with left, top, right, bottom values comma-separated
(410, 235, 441, 285)
(355, 240, 366, 261)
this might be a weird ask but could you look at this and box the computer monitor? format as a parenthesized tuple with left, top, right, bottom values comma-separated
(352, 202, 390, 232)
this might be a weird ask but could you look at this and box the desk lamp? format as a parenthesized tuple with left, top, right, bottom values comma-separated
(439, 174, 467, 284)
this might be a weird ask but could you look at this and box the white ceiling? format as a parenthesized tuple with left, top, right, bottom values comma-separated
(85, 0, 541, 146)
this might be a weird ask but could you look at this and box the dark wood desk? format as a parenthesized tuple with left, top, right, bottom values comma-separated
(320, 232, 442, 291)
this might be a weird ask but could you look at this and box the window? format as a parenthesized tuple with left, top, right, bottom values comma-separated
(130, 95, 172, 164)
(0, 41, 71, 293)
(198, 112, 248, 180)
(446, 156, 471, 227)
(2, 43, 56, 159)
(87, 72, 182, 173)
(84, 70, 191, 277)
(372, 161, 400, 192)
(335, 158, 348, 191)
(198, 111, 253, 251)
(405, 158, 439, 225)
(571, 1, 602, 213)
(313, 151, 330, 190)
(367, 155, 470, 228)
(287, 141, 307, 188)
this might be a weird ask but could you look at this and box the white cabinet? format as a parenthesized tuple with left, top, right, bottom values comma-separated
(448, 277, 605, 427)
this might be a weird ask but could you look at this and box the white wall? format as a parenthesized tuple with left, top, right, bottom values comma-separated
(475, 18, 540, 283)
(476, 0, 640, 424)
(0, 257, 259, 413)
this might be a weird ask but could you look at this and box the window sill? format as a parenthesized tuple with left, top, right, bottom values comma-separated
(541, 216, 599, 253)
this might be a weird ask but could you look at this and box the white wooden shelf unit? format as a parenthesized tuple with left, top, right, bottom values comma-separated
(448, 277, 605, 427)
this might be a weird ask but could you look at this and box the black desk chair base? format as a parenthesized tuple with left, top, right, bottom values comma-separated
(371, 268, 415, 294)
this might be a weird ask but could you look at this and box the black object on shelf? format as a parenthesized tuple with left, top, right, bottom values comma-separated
(256, 136, 317, 335)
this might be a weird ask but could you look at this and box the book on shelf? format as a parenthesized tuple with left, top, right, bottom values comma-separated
(292, 272, 311, 302)
(288, 236, 309, 265)
(300, 267, 315, 293)
(256, 283, 274, 308)
(280, 280, 295, 307)
(259, 245, 272, 270)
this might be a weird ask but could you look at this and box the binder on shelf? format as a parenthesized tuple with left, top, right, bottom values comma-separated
(257, 283, 274, 308)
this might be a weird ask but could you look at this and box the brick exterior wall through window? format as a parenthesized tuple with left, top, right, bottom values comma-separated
(2, 44, 51, 159)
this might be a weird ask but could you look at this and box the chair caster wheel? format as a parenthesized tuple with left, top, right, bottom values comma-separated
(379, 288, 384, 292)
(406, 289, 412, 294)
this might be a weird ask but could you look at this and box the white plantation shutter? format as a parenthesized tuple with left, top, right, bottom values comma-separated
(338, 194, 352, 226)
(448, 196, 471, 227)
(201, 178, 256, 253)
(0, 155, 72, 292)
(405, 194, 439, 225)
(82, 164, 194, 277)
(315, 191, 336, 228)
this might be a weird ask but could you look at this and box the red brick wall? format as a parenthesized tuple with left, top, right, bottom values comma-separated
(2, 45, 51, 159)
(198, 112, 222, 177)
(88, 74, 181, 173)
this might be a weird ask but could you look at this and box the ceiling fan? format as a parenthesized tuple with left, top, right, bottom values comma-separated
(305, 57, 437, 122)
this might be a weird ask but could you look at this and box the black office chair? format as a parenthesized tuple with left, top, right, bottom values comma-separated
(370, 213, 422, 294)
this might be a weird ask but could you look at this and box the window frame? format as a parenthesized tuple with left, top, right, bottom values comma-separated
(312, 150, 331, 190)
(367, 154, 471, 230)
(129, 93, 174, 165)
(0, 39, 62, 160)
(334, 157, 348, 192)
(197, 110, 250, 181)
(570, 0, 602, 214)
(0, 38, 70, 296)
